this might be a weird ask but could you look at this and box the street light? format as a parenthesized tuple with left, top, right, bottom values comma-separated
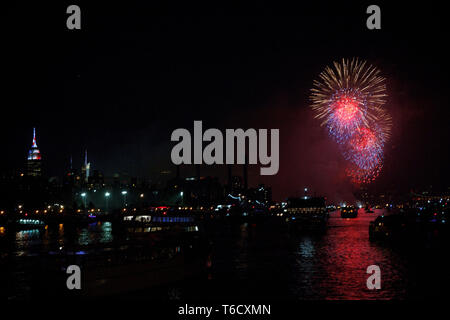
(180, 191, 184, 205)
(121, 190, 127, 207)
(105, 192, 111, 212)
(81, 192, 87, 211)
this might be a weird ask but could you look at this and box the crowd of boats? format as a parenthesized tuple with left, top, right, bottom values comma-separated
(2, 195, 449, 244)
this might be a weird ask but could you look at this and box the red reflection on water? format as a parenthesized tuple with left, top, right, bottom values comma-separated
(312, 209, 407, 299)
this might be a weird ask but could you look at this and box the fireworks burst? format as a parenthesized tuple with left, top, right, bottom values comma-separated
(345, 163, 383, 185)
(311, 58, 387, 143)
(343, 126, 384, 171)
(372, 107, 392, 143)
(310, 58, 391, 184)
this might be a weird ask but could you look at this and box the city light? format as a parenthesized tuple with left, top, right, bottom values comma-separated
(105, 192, 111, 212)
(121, 191, 128, 207)
(81, 193, 87, 210)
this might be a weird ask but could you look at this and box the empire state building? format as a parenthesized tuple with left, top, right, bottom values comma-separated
(27, 127, 42, 177)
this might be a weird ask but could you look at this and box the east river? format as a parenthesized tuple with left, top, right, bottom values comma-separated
(1, 209, 449, 300)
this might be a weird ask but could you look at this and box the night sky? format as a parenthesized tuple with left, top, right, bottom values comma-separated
(2, 2, 449, 202)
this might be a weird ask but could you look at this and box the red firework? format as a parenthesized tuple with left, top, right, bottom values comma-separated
(333, 95, 361, 123)
(310, 58, 391, 185)
(345, 163, 383, 185)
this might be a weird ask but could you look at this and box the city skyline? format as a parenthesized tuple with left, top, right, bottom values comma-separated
(4, 126, 449, 206)
(2, 3, 450, 202)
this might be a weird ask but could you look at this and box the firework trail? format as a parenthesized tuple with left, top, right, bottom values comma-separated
(344, 126, 384, 171)
(310, 58, 391, 184)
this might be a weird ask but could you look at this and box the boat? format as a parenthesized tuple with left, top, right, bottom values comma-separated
(9, 217, 46, 231)
(340, 205, 357, 218)
(369, 209, 449, 245)
(120, 208, 202, 236)
(284, 197, 329, 232)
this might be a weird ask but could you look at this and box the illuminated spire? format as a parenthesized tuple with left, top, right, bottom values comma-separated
(32, 127, 38, 148)
(27, 127, 41, 161)
(27, 127, 42, 177)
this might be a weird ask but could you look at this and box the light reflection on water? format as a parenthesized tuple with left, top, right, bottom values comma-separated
(78, 222, 113, 246)
(3, 210, 450, 300)
(198, 209, 449, 300)
(8, 221, 116, 255)
(290, 210, 410, 299)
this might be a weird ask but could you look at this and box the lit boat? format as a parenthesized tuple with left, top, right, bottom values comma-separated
(340, 206, 357, 218)
(284, 197, 329, 231)
(121, 209, 202, 235)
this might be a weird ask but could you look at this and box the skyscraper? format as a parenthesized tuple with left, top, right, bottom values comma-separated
(26, 127, 42, 177)
(81, 149, 90, 183)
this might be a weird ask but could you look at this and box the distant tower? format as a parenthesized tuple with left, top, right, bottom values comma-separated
(81, 149, 91, 183)
(26, 127, 42, 177)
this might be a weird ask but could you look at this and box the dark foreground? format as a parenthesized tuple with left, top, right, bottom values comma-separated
(2, 210, 450, 300)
